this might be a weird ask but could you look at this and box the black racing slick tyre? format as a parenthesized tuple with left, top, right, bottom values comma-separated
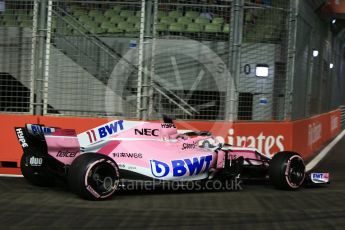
(68, 153, 120, 200)
(20, 153, 55, 187)
(269, 151, 306, 190)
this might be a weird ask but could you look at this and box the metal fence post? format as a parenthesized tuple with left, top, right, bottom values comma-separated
(43, 0, 53, 115)
(148, 0, 158, 119)
(137, 0, 145, 119)
(137, 0, 153, 120)
(284, 0, 298, 120)
(34, 0, 48, 115)
(143, 0, 153, 120)
(228, 0, 244, 121)
(30, 0, 39, 114)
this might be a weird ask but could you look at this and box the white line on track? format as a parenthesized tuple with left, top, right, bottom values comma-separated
(306, 129, 345, 172)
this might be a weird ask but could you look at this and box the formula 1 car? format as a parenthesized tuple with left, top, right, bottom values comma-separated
(14, 117, 330, 200)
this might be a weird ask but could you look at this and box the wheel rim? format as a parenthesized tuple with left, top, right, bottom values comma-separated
(86, 159, 119, 198)
(285, 155, 305, 188)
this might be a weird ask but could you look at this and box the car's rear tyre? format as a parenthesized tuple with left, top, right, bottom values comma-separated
(20, 152, 55, 187)
(269, 151, 306, 190)
(68, 153, 120, 200)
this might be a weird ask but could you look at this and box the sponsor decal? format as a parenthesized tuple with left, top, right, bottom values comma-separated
(16, 128, 28, 148)
(308, 122, 322, 147)
(311, 173, 329, 183)
(150, 160, 170, 178)
(113, 152, 143, 158)
(223, 128, 285, 157)
(30, 125, 54, 134)
(87, 120, 124, 143)
(161, 123, 176, 129)
(86, 130, 97, 143)
(150, 155, 213, 178)
(134, 128, 159, 137)
(56, 150, 78, 157)
(99, 120, 124, 138)
(331, 115, 339, 132)
(29, 156, 43, 166)
(181, 141, 197, 150)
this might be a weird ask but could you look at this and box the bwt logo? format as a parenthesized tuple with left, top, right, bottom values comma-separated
(150, 155, 213, 178)
(99, 120, 124, 138)
(311, 173, 329, 183)
(31, 125, 53, 134)
(87, 120, 124, 143)
(312, 173, 328, 179)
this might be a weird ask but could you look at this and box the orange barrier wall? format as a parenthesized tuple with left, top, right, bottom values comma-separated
(291, 110, 341, 159)
(0, 114, 38, 174)
(323, 0, 345, 14)
(0, 109, 341, 175)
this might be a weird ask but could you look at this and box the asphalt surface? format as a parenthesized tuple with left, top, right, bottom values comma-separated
(1, 138, 345, 229)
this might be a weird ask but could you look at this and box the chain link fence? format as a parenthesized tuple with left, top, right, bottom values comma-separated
(0, 0, 34, 114)
(0, 0, 342, 121)
(46, 0, 142, 117)
(148, 0, 233, 121)
(239, 1, 290, 120)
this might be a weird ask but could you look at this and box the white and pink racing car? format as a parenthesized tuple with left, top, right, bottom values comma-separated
(15, 117, 329, 200)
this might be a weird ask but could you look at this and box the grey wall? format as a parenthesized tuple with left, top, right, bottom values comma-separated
(292, 0, 340, 120)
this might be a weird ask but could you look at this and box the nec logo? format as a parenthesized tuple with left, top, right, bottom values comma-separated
(134, 128, 159, 137)
(150, 155, 213, 178)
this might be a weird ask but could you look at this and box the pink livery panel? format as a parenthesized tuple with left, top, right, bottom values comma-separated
(45, 129, 81, 165)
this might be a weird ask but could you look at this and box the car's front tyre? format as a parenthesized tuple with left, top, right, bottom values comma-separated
(269, 151, 306, 190)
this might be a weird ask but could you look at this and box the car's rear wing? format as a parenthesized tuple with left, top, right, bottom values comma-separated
(14, 124, 80, 166)
(14, 124, 52, 157)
